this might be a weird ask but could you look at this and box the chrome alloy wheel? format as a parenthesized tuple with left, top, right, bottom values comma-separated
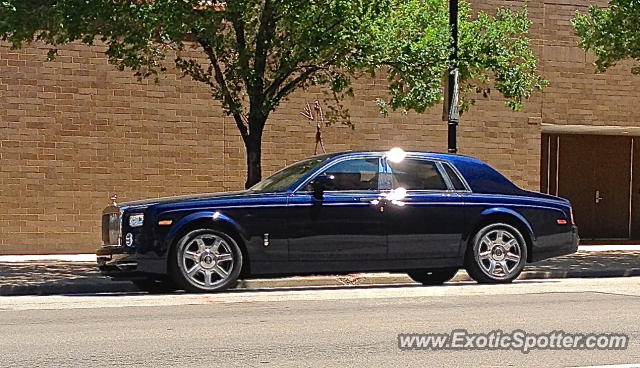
(476, 228, 522, 279)
(178, 233, 235, 289)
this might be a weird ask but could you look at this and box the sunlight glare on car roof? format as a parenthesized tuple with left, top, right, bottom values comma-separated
(386, 147, 407, 163)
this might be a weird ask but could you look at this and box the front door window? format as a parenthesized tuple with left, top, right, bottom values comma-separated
(321, 158, 380, 191)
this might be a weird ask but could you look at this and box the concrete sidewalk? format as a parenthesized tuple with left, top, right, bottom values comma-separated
(0, 246, 639, 296)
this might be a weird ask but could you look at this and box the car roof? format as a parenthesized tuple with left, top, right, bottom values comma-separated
(325, 150, 482, 164)
(320, 150, 524, 195)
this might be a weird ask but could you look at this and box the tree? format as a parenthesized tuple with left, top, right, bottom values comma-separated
(0, 0, 546, 188)
(573, 0, 640, 74)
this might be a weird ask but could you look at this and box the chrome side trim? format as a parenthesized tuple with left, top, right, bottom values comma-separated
(465, 193, 568, 206)
(158, 196, 567, 214)
(459, 202, 565, 212)
(168, 201, 564, 212)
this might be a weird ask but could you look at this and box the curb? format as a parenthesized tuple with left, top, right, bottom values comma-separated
(2, 268, 640, 296)
(237, 268, 640, 289)
(0, 279, 137, 296)
(1, 245, 639, 263)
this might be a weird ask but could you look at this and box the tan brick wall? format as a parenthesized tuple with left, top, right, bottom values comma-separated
(0, 0, 638, 254)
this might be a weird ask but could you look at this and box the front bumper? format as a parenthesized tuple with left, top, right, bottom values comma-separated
(97, 246, 140, 278)
(97, 244, 168, 279)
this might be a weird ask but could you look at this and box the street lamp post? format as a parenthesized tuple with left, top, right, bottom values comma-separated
(446, 0, 460, 154)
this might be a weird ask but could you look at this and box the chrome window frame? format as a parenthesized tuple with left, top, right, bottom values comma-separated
(291, 153, 473, 195)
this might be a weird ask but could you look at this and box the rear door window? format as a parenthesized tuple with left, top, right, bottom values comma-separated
(388, 159, 447, 190)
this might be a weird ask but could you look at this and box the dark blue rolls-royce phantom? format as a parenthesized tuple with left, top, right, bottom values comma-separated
(97, 149, 579, 293)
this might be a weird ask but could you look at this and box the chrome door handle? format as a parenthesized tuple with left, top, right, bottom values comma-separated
(363, 198, 385, 212)
(388, 199, 405, 207)
(359, 198, 381, 205)
(595, 190, 603, 204)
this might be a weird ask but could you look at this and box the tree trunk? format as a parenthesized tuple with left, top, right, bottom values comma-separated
(244, 133, 263, 189)
(242, 102, 267, 189)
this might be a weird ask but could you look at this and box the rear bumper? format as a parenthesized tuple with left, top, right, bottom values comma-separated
(530, 225, 579, 263)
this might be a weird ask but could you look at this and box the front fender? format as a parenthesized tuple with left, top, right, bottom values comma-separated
(164, 211, 248, 252)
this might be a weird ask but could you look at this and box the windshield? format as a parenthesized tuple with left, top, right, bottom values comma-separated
(249, 154, 335, 193)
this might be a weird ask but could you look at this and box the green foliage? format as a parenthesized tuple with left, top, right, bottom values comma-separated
(0, 0, 546, 185)
(364, 1, 546, 113)
(0, 0, 544, 120)
(459, 7, 547, 111)
(573, 0, 640, 74)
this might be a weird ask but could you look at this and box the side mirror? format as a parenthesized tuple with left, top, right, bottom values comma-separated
(309, 174, 334, 200)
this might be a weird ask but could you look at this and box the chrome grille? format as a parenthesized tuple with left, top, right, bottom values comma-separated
(101, 210, 122, 246)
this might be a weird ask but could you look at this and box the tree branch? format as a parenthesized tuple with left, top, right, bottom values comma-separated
(196, 35, 249, 139)
(230, 12, 251, 88)
(265, 64, 300, 99)
(270, 66, 322, 108)
(253, 0, 277, 100)
(265, 56, 340, 100)
(264, 16, 345, 99)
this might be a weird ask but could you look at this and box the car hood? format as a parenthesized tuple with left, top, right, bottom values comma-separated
(119, 190, 251, 209)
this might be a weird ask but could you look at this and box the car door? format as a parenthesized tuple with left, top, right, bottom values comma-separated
(384, 157, 466, 260)
(287, 156, 386, 263)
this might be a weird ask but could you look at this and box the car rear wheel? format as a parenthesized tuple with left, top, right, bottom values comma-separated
(407, 268, 459, 285)
(465, 223, 527, 284)
(170, 228, 243, 293)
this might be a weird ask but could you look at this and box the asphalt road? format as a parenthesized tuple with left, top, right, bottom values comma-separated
(0, 277, 638, 367)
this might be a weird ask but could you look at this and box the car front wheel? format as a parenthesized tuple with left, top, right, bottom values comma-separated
(465, 223, 527, 284)
(407, 268, 459, 285)
(170, 228, 243, 293)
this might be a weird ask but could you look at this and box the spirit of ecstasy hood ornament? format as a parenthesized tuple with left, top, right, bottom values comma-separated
(110, 194, 118, 207)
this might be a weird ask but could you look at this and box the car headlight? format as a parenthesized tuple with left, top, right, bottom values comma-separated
(128, 213, 144, 228)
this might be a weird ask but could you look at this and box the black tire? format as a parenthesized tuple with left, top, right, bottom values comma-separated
(407, 268, 459, 285)
(131, 278, 178, 294)
(465, 223, 528, 284)
(169, 228, 243, 293)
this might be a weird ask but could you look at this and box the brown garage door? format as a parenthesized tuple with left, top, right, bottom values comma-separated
(542, 134, 634, 239)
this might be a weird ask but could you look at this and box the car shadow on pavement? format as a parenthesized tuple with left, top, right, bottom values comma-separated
(0, 250, 638, 297)
(524, 251, 640, 277)
(14, 278, 569, 299)
(37, 279, 563, 298)
(0, 262, 136, 296)
(0, 262, 98, 284)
